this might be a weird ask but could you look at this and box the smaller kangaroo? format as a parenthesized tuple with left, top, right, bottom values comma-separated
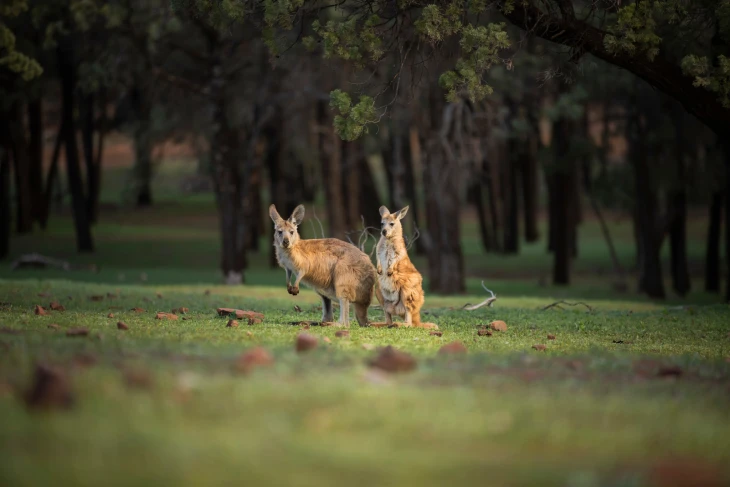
(376, 205, 438, 329)
(270, 204, 378, 327)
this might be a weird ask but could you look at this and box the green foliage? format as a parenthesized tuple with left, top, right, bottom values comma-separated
(414, 4, 463, 44)
(0, 0, 43, 82)
(329, 89, 377, 141)
(681, 54, 730, 108)
(604, 2, 662, 60)
(439, 23, 510, 102)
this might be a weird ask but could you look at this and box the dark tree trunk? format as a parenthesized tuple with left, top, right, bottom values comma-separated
(9, 103, 33, 234)
(317, 100, 347, 239)
(521, 140, 540, 243)
(628, 112, 664, 298)
(723, 139, 730, 302)
(342, 140, 360, 230)
(503, 105, 520, 254)
(131, 85, 153, 207)
(58, 41, 94, 252)
(209, 53, 246, 283)
(471, 180, 495, 252)
(81, 93, 101, 223)
(28, 99, 44, 224)
(244, 137, 263, 253)
(405, 127, 427, 254)
(705, 191, 723, 293)
(549, 114, 574, 285)
(668, 105, 690, 297)
(40, 126, 63, 230)
(357, 150, 381, 230)
(0, 149, 10, 259)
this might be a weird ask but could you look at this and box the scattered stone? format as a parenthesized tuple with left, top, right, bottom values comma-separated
(226, 319, 239, 328)
(490, 320, 507, 332)
(49, 302, 65, 311)
(335, 330, 350, 338)
(34, 305, 49, 316)
(532, 344, 547, 351)
(547, 334, 556, 340)
(216, 308, 264, 324)
(296, 333, 318, 352)
(66, 328, 89, 337)
(368, 346, 417, 373)
(117, 321, 129, 331)
(439, 341, 468, 354)
(155, 312, 178, 320)
(235, 347, 274, 374)
(24, 364, 74, 411)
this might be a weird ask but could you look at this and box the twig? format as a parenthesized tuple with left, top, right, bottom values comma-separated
(404, 225, 420, 251)
(311, 208, 325, 239)
(541, 300, 594, 312)
(462, 281, 498, 310)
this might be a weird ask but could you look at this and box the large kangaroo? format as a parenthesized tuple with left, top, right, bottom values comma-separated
(270, 204, 378, 327)
(376, 205, 438, 329)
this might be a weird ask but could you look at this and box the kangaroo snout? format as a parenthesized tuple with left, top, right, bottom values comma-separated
(282, 238, 290, 247)
(381, 229, 387, 236)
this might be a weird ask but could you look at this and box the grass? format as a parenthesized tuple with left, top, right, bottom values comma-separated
(2, 147, 729, 486)
(1, 280, 729, 487)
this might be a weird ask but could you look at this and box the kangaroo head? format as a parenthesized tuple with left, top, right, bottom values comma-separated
(379, 205, 408, 239)
(269, 204, 305, 250)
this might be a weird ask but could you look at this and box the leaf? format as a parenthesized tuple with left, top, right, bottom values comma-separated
(130, 308, 145, 313)
(49, 302, 65, 311)
(117, 321, 129, 330)
(323, 337, 332, 343)
(34, 305, 49, 316)
(368, 346, 417, 373)
(296, 333, 318, 352)
(156, 293, 163, 299)
(657, 365, 682, 377)
(294, 305, 302, 313)
(490, 320, 507, 332)
(438, 341, 468, 354)
(547, 334, 556, 340)
(66, 328, 89, 337)
(216, 308, 265, 322)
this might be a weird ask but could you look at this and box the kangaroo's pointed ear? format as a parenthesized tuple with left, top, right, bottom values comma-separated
(289, 205, 305, 226)
(379, 205, 390, 217)
(269, 204, 283, 224)
(395, 206, 409, 220)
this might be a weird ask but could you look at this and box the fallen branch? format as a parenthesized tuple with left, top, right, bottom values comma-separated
(462, 281, 497, 310)
(541, 300, 593, 312)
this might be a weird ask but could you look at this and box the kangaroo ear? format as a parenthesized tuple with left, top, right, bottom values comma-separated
(289, 205, 305, 226)
(379, 206, 390, 217)
(395, 206, 409, 220)
(269, 204, 283, 224)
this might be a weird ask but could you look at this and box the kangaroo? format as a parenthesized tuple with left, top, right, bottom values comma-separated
(270, 204, 378, 327)
(376, 205, 438, 329)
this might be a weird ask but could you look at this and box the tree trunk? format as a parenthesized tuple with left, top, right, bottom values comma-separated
(549, 114, 574, 285)
(318, 100, 347, 239)
(0, 149, 11, 259)
(131, 85, 153, 207)
(723, 139, 730, 302)
(81, 93, 101, 223)
(28, 99, 44, 225)
(668, 105, 691, 297)
(9, 103, 33, 234)
(58, 41, 95, 252)
(406, 127, 427, 254)
(471, 180, 495, 252)
(342, 140, 360, 230)
(40, 126, 63, 230)
(503, 106, 520, 254)
(705, 191, 723, 293)
(521, 138, 540, 243)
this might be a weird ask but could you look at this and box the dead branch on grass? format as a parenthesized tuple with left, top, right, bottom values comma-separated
(541, 300, 593, 312)
(462, 281, 497, 310)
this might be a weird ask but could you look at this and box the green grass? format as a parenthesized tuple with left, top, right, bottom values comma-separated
(1, 279, 729, 487)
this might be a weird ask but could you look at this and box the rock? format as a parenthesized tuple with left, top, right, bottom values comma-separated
(235, 347, 274, 374)
(117, 321, 129, 330)
(296, 333, 318, 352)
(490, 320, 507, 332)
(155, 312, 178, 320)
(438, 341, 468, 354)
(368, 346, 417, 373)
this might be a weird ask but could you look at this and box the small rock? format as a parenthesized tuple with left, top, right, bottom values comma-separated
(226, 319, 239, 328)
(235, 347, 274, 373)
(430, 331, 443, 337)
(34, 305, 49, 316)
(24, 364, 74, 411)
(155, 312, 178, 320)
(335, 330, 350, 338)
(532, 344, 547, 351)
(368, 346, 417, 373)
(296, 333, 318, 352)
(117, 321, 129, 330)
(439, 341, 468, 354)
(66, 328, 89, 337)
(547, 334, 556, 340)
(490, 320, 507, 332)
(49, 302, 65, 311)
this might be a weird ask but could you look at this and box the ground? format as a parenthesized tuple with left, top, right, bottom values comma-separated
(1, 141, 729, 486)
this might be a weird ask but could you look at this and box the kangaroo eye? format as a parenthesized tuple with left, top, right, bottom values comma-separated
(278, 230, 283, 235)
(390, 222, 394, 226)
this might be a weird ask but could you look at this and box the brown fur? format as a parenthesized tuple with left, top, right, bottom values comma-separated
(376, 205, 438, 329)
(270, 204, 378, 327)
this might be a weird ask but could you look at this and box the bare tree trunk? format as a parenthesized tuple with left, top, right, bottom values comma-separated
(503, 123, 520, 254)
(723, 139, 730, 302)
(521, 140, 540, 243)
(40, 126, 63, 230)
(9, 103, 33, 234)
(58, 41, 94, 252)
(0, 149, 10, 259)
(668, 105, 691, 296)
(549, 113, 575, 285)
(28, 99, 44, 225)
(81, 93, 102, 224)
(318, 100, 347, 239)
(471, 180, 495, 252)
(705, 191, 723, 293)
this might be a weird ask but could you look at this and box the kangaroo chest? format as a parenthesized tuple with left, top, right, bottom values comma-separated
(377, 242, 401, 303)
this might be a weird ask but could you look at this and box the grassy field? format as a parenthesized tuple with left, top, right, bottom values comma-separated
(1, 152, 729, 486)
